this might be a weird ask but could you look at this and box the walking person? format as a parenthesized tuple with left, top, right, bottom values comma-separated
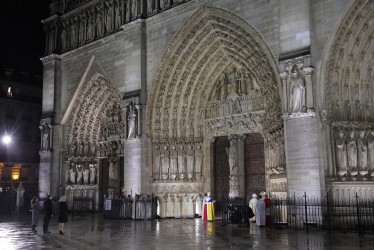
(58, 195, 68, 235)
(31, 196, 39, 233)
(43, 194, 53, 235)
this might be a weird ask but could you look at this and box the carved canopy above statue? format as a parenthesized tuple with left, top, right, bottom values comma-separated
(146, 6, 281, 140)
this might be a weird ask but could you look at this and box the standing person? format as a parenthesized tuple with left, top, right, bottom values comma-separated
(264, 194, 271, 227)
(202, 192, 215, 221)
(256, 195, 265, 227)
(31, 196, 39, 233)
(43, 195, 53, 235)
(249, 194, 258, 222)
(58, 195, 68, 235)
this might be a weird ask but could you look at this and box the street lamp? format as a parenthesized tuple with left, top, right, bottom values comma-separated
(2, 135, 11, 145)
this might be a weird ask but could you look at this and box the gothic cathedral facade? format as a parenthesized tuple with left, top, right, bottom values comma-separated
(40, 0, 374, 208)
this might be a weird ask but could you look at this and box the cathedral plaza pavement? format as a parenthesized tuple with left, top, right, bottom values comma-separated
(1, 213, 374, 250)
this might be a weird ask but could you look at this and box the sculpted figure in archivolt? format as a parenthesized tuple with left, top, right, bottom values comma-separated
(289, 67, 305, 113)
(335, 131, 347, 176)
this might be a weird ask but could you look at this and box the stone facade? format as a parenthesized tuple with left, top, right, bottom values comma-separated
(40, 0, 374, 206)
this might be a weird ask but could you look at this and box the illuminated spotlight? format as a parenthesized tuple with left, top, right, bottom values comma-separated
(2, 135, 11, 144)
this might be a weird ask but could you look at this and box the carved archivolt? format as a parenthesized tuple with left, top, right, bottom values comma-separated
(146, 6, 281, 141)
(64, 72, 123, 160)
(324, 0, 374, 123)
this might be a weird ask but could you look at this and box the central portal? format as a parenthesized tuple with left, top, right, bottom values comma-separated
(213, 133, 265, 201)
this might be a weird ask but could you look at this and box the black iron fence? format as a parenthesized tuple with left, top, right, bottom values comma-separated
(104, 196, 158, 220)
(271, 193, 374, 234)
(71, 193, 95, 220)
(217, 192, 374, 234)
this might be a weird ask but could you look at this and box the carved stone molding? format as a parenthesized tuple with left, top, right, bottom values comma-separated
(323, 0, 374, 124)
(205, 112, 264, 137)
(151, 139, 203, 183)
(146, 6, 281, 140)
(282, 111, 316, 121)
(64, 72, 122, 161)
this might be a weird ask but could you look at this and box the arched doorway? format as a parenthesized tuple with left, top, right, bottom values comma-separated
(147, 7, 282, 201)
(62, 70, 124, 209)
(322, 0, 374, 199)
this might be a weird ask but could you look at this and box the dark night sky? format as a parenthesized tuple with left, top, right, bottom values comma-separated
(0, 0, 50, 75)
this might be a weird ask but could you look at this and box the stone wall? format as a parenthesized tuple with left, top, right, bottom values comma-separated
(40, 0, 367, 201)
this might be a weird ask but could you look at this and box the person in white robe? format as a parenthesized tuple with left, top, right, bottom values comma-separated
(256, 195, 266, 226)
(195, 193, 203, 217)
(187, 195, 195, 218)
(249, 193, 258, 222)
(174, 194, 181, 218)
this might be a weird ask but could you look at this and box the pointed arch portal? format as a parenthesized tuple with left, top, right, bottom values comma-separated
(147, 7, 282, 199)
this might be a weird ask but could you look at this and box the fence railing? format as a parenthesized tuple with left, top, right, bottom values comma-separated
(216, 193, 374, 234)
(271, 193, 374, 234)
(71, 193, 95, 220)
(104, 196, 158, 220)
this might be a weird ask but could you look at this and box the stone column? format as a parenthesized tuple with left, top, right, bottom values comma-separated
(284, 113, 323, 198)
(303, 67, 315, 110)
(280, 72, 288, 113)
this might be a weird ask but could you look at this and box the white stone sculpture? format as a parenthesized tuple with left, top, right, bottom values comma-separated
(76, 164, 83, 184)
(186, 145, 195, 180)
(194, 144, 203, 179)
(127, 104, 137, 138)
(109, 160, 117, 186)
(335, 131, 348, 176)
(89, 164, 96, 184)
(357, 131, 368, 176)
(289, 67, 305, 113)
(153, 145, 161, 180)
(169, 146, 178, 180)
(347, 131, 358, 176)
(69, 163, 76, 184)
(161, 146, 170, 180)
(177, 144, 186, 179)
(226, 139, 238, 176)
(367, 131, 374, 176)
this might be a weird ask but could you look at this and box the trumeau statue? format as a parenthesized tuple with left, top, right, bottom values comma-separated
(109, 159, 117, 187)
(335, 131, 347, 176)
(226, 139, 238, 176)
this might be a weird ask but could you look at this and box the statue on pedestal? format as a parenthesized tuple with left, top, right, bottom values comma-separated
(335, 131, 347, 176)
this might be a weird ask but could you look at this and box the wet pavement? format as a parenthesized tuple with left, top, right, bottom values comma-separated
(1, 213, 374, 250)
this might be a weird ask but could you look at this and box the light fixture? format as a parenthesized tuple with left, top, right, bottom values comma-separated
(2, 135, 11, 145)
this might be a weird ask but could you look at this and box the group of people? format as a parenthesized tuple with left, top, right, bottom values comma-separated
(249, 193, 271, 227)
(30, 194, 68, 235)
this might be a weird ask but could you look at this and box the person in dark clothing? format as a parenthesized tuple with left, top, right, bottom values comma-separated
(43, 195, 53, 235)
(58, 195, 68, 235)
(31, 196, 39, 233)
